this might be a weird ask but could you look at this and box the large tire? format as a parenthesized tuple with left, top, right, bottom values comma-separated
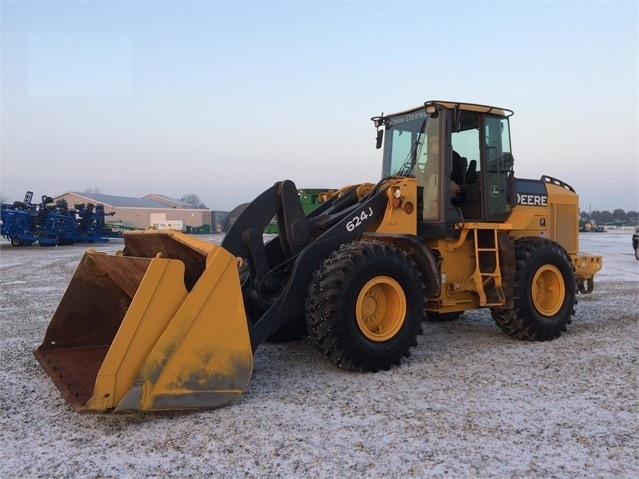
(491, 237, 576, 341)
(305, 241, 425, 372)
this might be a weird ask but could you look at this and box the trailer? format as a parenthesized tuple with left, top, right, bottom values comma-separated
(1, 191, 116, 246)
(151, 220, 184, 231)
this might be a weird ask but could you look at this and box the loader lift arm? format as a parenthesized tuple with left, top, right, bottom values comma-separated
(222, 179, 392, 348)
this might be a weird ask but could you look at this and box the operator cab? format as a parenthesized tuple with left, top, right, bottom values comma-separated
(374, 101, 515, 238)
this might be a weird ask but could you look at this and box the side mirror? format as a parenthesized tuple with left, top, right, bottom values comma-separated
(375, 129, 383, 150)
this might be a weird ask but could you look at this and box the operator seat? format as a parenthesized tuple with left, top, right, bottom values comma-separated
(466, 159, 477, 184)
(451, 151, 467, 202)
(458, 159, 481, 219)
(451, 151, 468, 186)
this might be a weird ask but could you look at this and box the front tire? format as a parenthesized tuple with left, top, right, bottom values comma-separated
(491, 237, 576, 341)
(305, 241, 425, 372)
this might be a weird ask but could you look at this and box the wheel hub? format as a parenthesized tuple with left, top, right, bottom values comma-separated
(531, 265, 565, 316)
(356, 276, 406, 341)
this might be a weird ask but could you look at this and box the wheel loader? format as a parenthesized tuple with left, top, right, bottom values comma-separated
(34, 100, 602, 413)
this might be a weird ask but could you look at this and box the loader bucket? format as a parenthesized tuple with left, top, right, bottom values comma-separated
(34, 231, 253, 412)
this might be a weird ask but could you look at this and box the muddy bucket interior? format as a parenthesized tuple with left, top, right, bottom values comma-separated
(33, 231, 252, 412)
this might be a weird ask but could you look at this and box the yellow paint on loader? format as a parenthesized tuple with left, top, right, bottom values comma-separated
(85, 257, 190, 411)
(34, 231, 253, 412)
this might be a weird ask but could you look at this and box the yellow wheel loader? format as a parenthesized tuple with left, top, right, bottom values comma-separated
(34, 100, 602, 413)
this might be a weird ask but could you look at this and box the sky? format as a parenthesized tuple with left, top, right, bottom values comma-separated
(1, 0, 637, 212)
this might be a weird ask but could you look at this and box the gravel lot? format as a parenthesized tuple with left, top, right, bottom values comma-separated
(1, 231, 637, 478)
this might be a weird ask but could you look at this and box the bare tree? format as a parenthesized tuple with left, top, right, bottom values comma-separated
(180, 194, 207, 209)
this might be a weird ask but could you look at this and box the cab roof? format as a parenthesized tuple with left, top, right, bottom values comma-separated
(388, 100, 514, 118)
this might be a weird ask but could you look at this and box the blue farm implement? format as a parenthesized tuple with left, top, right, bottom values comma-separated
(1, 191, 115, 246)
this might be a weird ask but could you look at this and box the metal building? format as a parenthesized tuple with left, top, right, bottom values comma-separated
(54, 192, 228, 233)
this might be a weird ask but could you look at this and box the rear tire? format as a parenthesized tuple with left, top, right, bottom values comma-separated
(491, 237, 576, 341)
(305, 241, 425, 372)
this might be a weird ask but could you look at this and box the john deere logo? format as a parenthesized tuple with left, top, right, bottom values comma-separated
(517, 193, 548, 206)
(490, 185, 500, 197)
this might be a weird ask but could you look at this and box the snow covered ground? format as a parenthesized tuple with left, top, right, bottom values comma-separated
(0, 231, 637, 478)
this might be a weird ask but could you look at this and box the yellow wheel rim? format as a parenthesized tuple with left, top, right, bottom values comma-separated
(531, 265, 565, 316)
(356, 276, 406, 341)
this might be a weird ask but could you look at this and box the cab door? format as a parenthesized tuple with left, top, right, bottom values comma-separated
(450, 112, 514, 222)
(482, 115, 514, 221)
